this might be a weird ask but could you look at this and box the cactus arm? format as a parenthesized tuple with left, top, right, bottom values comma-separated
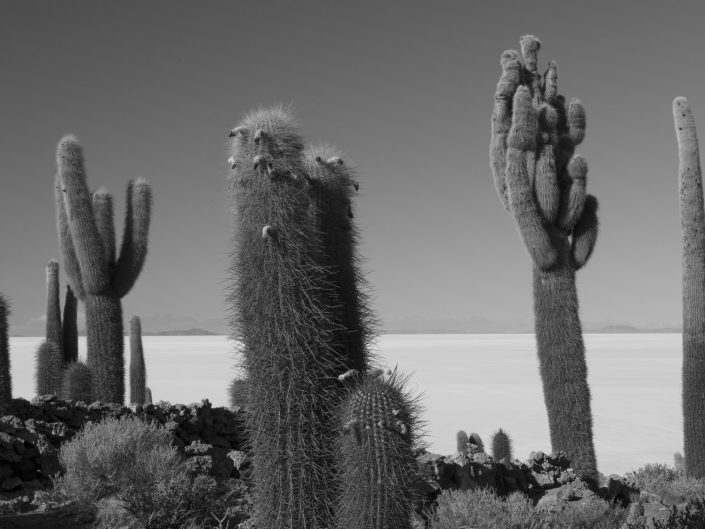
(570, 195, 599, 270)
(490, 50, 522, 211)
(56, 136, 109, 294)
(568, 99, 586, 146)
(542, 60, 558, 103)
(92, 189, 116, 266)
(534, 105, 560, 222)
(55, 172, 86, 301)
(519, 35, 541, 102)
(114, 178, 152, 298)
(506, 86, 557, 270)
(558, 155, 588, 231)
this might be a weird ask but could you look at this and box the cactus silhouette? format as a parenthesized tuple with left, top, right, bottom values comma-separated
(489, 35, 598, 482)
(129, 315, 146, 406)
(0, 294, 10, 412)
(55, 135, 152, 403)
(469, 432, 484, 453)
(62, 285, 78, 364)
(227, 106, 342, 529)
(61, 361, 93, 402)
(456, 430, 469, 454)
(336, 369, 422, 529)
(303, 145, 374, 375)
(674, 97, 705, 478)
(491, 428, 512, 461)
(144, 386, 153, 405)
(45, 260, 63, 357)
(35, 340, 62, 396)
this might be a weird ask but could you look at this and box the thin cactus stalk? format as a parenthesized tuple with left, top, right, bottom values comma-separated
(491, 428, 512, 461)
(45, 260, 63, 356)
(129, 315, 146, 405)
(35, 340, 62, 396)
(674, 97, 705, 478)
(489, 35, 598, 483)
(62, 285, 78, 364)
(336, 369, 422, 529)
(303, 145, 374, 375)
(61, 361, 93, 403)
(456, 430, 469, 454)
(144, 386, 153, 405)
(55, 136, 152, 404)
(0, 294, 10, 412)
(227, 107, 342, 529)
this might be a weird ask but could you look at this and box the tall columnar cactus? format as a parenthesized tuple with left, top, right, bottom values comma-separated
(674, 97, 705, 478)
(55, 135, 152, 404)
(489, 35, 598, 482)
(45, 260, 63, 354)
(0, 294, 10, 412)
(144, 386, 153, 405)
(227, 107, 342, 529)
(61, 361, 93, 402)
(491, 428, 512, 461)
(35, 340, 62, 396)
(336, 370, 421, 529)
(129, 315, 146, 406)
(456, 430, 469, 454)
(303, 145, 373, 374)
(62, 285, 78, 364)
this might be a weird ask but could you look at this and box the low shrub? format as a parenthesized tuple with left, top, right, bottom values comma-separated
(626, 463, 705, 499)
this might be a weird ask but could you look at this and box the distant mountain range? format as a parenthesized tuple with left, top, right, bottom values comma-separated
(10, 312, 681, 337)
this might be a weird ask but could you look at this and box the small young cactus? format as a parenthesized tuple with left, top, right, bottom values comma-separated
(129, 315, 146, 405)
(336, 369, 423, 529)
(674, 451, 685, 473)
(61, 361, 93, 403)
(456, 430, 469, 454)
(469, 432, 485, 453)
(35, 340, 63, 396)
(144, 386, 153, 405)
(491, 428, 513, 461)
(0, 294, 11, 412)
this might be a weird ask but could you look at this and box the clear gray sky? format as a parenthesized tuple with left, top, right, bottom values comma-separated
(1, 0, 703, 333)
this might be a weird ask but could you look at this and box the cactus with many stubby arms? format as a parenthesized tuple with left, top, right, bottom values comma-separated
(36, 340, 62, 396)
(55, 135, 152, 404)
(456, 430, 469, 454)
(61, 361, 93, 402)
(0, 294, 10, 412)
(45, 260, 63, 356)
(303, 145, 374, 375)
(489, 35, 598, 483)
(227, 106, 343, 529)
(336, 369, 422, 529)
(62, 285, 78, 364)
(129, 315, 146, 406)
(674, 97, 705, 478)
(491, 428, 512, 461)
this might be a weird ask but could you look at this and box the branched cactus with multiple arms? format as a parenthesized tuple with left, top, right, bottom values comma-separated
(227, 107, 342, 529)
(0, 294, 10, 412)
(490, 35, 598, 482)
(62, 285, 78, 365)
(55, 135, 152, 404)
(674, 97, 705, 478)
(303, 145, 373, 375)
(491, 428, 512, 461)
(336, 370, 422, 529)
(62, 361, 93, 402)
(129, 315, 146, 406)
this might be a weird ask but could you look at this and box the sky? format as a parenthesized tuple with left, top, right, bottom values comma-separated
(1, 0, 704, 334)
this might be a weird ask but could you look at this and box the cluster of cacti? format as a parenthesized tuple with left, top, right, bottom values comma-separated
(0, 294, 11, 413)
(491, 428, 513, 461)
(129, 315, 147, 406)
(336, 370, 421, 529)
(490, 35, 598, 483)
(54, 135, 152, 404)
(674, 97, 705, 479)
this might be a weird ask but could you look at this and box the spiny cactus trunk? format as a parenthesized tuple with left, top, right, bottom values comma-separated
(129, 315, 146, 406)
(85, 294, 124, 403)
(62, 285, 78, 364)
(62, 361, 93, 402)
(533, 237, 595, 478)
(35, 340, 63, 396)
(675, 97, 705, 478)
(45, 260, 63, 353)
(0, 294, 10, 412)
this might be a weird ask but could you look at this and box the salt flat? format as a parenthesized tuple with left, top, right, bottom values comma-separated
(8, 333, 681, 475)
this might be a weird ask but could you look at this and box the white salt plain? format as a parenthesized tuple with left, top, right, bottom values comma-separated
(8, 333, 680, 476)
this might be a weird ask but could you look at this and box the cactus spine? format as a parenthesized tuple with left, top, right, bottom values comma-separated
(491, 428, 512, 461)
(489, 36, 598, 482)
(62, 285, 78, 364)
(62, 361, 93, 402)
(36, 340, 62, 396)
(674, 97, 705, 478)
(227, 107, 342, 529)
(0, 294, 10, 412)
(54, 135, 152, 403)
(456, 430, 469, 454)
(336, 370, 421, 529)
(129, 315, 146, 406)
